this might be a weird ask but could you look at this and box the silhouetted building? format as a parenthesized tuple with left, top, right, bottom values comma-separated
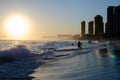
(105, 22, 109, 34)
(107, 6, 115, 35)
(94, 15, 104, 36)
(81, 21, 85, 37)
(88, 21, 94, 35)
(107, 5, 120, 37)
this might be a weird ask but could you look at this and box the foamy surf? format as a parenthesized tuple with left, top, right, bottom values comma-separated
(0, 40, 116, 80)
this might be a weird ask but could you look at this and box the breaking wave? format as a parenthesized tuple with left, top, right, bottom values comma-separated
(0, 45, 33, 62)
(0, 40, 105, 80)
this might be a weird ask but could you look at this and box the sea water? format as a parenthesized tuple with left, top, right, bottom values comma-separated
(0, 40, 120, 80)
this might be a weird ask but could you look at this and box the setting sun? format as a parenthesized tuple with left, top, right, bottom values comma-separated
(5, 16, 29, 38)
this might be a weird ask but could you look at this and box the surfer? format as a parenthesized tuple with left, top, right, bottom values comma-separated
(78, 41, 82, 49)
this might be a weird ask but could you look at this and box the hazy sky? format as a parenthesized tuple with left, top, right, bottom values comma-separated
(0, 0, 119, 40)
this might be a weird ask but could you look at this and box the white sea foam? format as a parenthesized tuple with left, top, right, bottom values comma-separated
(0, 45, 33, 62)
(0, 40, 112, 80)
(0, 40, 101, 63)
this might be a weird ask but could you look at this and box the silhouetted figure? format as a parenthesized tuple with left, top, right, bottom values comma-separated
(88, 40, 91, 44)
(78, 41, 82, 49)
(72, 43, 74, 46)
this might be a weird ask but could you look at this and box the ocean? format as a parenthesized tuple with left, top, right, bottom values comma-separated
(0, 40, 120, 80)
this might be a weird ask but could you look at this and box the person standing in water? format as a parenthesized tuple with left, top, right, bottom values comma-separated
(78, 41, 82, 49)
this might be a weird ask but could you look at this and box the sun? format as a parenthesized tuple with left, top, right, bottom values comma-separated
(5, 16, 29, 38)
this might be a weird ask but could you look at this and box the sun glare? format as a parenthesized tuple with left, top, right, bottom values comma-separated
(5, 16, 29, 38)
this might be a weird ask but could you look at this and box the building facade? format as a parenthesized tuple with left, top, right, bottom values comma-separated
(106, 5, 120, 37)
(88, 21, 94, 35)
(81, 21, 85, 37)
(94, 15, 104, 36)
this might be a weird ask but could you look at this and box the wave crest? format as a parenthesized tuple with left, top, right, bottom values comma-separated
(0, 45, 32, 62)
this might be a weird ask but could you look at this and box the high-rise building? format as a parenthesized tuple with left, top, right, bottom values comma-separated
(107, 6, 115, 35)
(94, 15, 104, 35)
(115, 6, 120, 35)
(105, 22, 109, 34)
(107, 5, 120, 37)
(81, 21, 85, 37)
(88, 21, 93, 35)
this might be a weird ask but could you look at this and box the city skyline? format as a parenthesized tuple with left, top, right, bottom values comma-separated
(0, 0, 119, 40)
(80, 5, 120, 39)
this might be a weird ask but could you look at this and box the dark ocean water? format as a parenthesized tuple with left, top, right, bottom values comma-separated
(0, 40, 120, 80)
